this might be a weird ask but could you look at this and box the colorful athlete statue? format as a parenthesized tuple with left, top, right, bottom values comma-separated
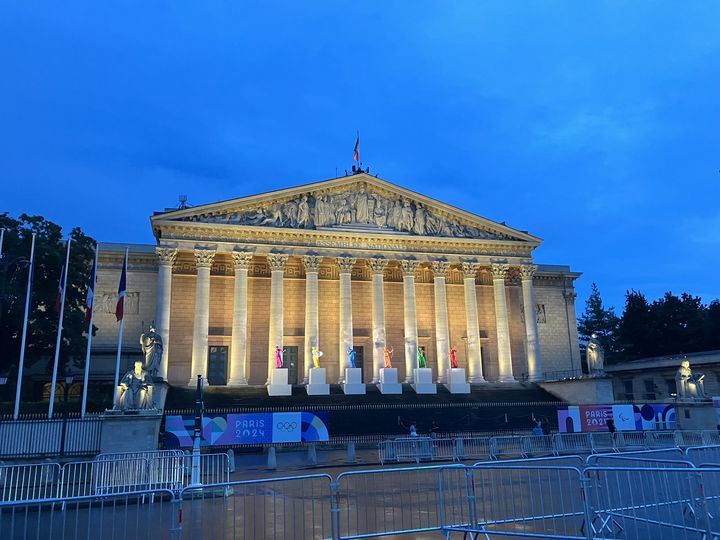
(417, 346, 427, 368)
(347, 347, 357, 369)
(383, 346, 393, 368)
(275, 345, 285, 368)
(450, 347, 459, 369)
(311, 346, 323, 368)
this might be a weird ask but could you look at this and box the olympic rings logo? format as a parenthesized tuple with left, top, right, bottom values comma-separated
(276, 422, 297, 431)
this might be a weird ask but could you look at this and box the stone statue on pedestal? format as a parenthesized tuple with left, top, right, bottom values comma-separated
(116, 360, 156, 410)
(676, 359, 706, 399)
(140, 324, 163, 377)
(586, 333, 605, 374)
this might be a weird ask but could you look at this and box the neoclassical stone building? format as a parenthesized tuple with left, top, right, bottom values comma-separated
(91, 173, 581, 388)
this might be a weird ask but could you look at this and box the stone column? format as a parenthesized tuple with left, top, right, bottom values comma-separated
(337, 257, 356, 383)
(491, 262, 515, 382)
(520, 264, 543, 381)
(155, 247, 177, 381)
(303, 255, 322, 383)
(368, 258, 389, 383)
(401, 260, 419, 383)
(228, 252, 253, 386)
(266, 253, 288, 385)
(431, 261, 451, 383)
(462, 262, 486, 383)
(189, 248, 215, 386)
(563, 289, 581, 372)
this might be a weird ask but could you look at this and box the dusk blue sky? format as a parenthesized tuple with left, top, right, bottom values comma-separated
(2, 2, 719, 311)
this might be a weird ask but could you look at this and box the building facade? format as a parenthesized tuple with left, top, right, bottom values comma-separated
(90, 174, 582, 387)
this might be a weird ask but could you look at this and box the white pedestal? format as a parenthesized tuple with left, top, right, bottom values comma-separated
(342, 368, 366, 395)
(306, 367, 330, 395)
(412, 368, 437, 394)
(377, 368, 402, 394)
(444, 368, 471, 394)
(268, 368, 292, 396)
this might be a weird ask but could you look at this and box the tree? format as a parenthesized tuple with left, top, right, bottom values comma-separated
(577, 282, 620, 359)
(616, 290, 654, 360)
(0, 213, 96, 377)
(649, 292, 706, 356)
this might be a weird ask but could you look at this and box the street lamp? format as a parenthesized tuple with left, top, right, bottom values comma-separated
(59, 368, 74, 457)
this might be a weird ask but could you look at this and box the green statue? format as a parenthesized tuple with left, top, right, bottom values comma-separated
(417, 346, 426, 368)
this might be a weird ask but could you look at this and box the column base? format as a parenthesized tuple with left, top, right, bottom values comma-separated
(226, 378, 248, 386)
(467, 376, 488, 384)
(497, 375, 518, 383)
(527, 375, 545, 382)
(188, 379, 208, 387)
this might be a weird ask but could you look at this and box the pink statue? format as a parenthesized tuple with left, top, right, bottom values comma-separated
(383, 346, 393, 368)
(275, 346, 285, 368)
(450, 347, 459, 369)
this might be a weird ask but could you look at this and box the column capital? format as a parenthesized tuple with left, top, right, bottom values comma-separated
(431, 261, 451, 276)
(194, 248, 216, 269)
(336, 256, 357, 273)
(156, 247, 178, 267)
(303, 255, 323, 272)
(461, 262, 480, 278)
(490, 262, 509, 280)
(367, 257, 389, 275)
(232, 251, 253, 271)
(519, 264, 538, 280)
(400, 260, 419, 276)
(267, 253, 289, 271)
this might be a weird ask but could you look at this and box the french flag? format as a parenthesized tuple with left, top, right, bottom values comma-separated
(353, 132, 360, 162)
(55, 265, 66, 313)
(85, 257, 97, 328)
(115, 251, 128, 322)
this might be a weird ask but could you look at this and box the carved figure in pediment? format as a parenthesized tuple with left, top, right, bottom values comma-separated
(336, 198, 352, 225)
(355, 189, 369, 223)
(297, 195, 310, 228)
(414, 204, 427, 235)
(389, 199, 402, 229)
(399, 200, 415, 232)
(373, 196, 387, 227)
(284, 200, 298, 227)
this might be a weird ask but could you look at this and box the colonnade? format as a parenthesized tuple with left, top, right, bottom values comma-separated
(153, 248, 544, 386)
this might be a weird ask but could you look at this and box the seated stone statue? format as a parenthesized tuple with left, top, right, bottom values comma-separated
(116, 360, 156, 410)
(675, 359, 706, 399)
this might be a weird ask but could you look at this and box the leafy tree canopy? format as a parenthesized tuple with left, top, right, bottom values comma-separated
(0, 213, 96, 376)
(577, 282, 620, 358)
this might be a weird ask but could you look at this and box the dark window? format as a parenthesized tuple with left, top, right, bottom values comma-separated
(284, 346, 299, 384)
(207, 346, 228, 386)
(622, 380, 634, 401)
(666, 378, 677, 396)
(643, 379, 656, 400)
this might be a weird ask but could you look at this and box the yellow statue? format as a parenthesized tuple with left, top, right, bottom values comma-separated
(383, 346, 393, 368)
(311, 346, 323, 368)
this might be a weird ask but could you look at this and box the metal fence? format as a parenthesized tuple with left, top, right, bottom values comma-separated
(0, 416, 103, 458)
(9, 458, 720, 538)
(379, 430, 720, 464)
(2, 452, 230, 501)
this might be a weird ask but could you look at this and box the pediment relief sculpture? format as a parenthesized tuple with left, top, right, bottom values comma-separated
(176, 186, 514, 241)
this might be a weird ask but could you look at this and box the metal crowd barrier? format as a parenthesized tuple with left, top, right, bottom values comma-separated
(181, 474, 334, 540)
(0, 417, 103, 458)
(379, 430, 713, 465)
(0, 462, 61, 503)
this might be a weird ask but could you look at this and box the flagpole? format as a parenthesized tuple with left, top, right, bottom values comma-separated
(14, 233, 36, 420)
(81, 245, 99, 418)
(112, 248, 128, 409)
(48, 238, 72, 418)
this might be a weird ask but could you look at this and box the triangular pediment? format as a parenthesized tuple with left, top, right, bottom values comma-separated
(152, 174, 540, 244)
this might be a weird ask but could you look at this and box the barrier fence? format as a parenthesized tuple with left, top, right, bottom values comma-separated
(7, 453, 720, 538)
(1, 451, 230, 502)
(379, 430, 720, 464)
(0, 416, 102, 458)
